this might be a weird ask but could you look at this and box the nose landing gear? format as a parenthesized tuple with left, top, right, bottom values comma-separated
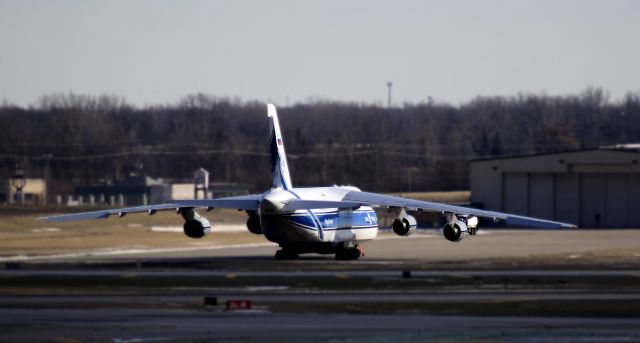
(335, 245, 364, 260)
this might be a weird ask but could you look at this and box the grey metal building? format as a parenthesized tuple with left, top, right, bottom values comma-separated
(75, 175, 170, 206)
(470, 147, 640, 228)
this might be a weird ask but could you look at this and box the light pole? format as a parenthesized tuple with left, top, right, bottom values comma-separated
(43, 154, 52, 206)
(386, 82, 393, 109)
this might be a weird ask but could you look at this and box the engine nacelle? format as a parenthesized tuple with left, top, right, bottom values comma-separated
(183, 217, 211, 238)
(392, 210, 417, 236)
(246, 214, 263, 235)
(179, 207, 211, 239)
(443, 214, 469, 242)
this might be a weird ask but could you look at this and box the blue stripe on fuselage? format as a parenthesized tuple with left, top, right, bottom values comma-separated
(275, 207, 378, 232)
(285, 190, 324, 240)
(272, 215, 377, 233)
(280, 191, 379, 240)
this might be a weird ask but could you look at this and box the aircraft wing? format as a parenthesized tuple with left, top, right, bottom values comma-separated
(173, 195, 261, 210)
(42, 194, 262, 222)
(341, 190, 576, 229)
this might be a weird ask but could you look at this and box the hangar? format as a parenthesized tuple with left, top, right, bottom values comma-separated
(470, 146, 640, 228)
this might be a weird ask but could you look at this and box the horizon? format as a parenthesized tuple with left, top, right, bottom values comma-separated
(1, 86, 635, 110)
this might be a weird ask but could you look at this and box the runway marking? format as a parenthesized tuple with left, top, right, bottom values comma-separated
(113, 338, 171, 343)
(53, 338, 81, 343)
(244, 286, 289, 291)
(31, 227, 61, 233)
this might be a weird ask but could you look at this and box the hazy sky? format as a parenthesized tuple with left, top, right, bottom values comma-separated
(1, 0, 639, 106)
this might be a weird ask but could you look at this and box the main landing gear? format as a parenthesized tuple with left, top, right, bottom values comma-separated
(273, 244, 365, 260)
(275, 249, 299, 260)
(335, 245, 364, 261)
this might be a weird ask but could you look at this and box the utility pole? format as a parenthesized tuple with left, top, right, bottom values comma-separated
(386, 82, 393, 109)
(43, 154, 53, 206)
(226, 149, 231, 182)
(375, 150, 380, 191)
(134, 158, 144, 176)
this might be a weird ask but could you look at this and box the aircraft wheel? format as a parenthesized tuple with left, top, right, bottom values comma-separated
(275, 249, 299, 260)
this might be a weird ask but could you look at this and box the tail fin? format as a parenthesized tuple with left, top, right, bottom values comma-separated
(267, 104, 293, 190)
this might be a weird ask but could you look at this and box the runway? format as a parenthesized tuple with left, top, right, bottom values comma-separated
(2, 229, 640, 342)
(2, 291, 640, 304)
(2, 309, 640, 343)
(2, 269, 639, 277)
(2, 264, 639, 317)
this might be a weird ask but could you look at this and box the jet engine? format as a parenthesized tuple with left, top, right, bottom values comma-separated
(179, 207, 211, 239)
(392, 209, 417, 236)
(443, 213, 476, 242)
(246, 212, 263, 235)
(184, 217, 211, 238)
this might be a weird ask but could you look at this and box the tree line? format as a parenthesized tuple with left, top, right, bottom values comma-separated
(1, 88, 639, 196)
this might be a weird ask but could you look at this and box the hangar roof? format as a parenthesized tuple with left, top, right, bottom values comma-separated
(471, 147, 640, 174)
(471, 146, 640, 163)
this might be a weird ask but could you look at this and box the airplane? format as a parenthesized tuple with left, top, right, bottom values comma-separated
(43, 104, 576, 260)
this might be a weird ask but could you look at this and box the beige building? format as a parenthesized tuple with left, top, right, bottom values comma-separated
(0, 178, 46, 205)
(470, 147, 640, 228)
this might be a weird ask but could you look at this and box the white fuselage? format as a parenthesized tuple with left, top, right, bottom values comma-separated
(259, 186, 378, 247)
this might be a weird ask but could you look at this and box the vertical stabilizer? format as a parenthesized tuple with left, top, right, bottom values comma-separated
(267, 104, 293, 190)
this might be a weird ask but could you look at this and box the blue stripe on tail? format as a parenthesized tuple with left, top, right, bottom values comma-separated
(267, 104, 292, 190)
